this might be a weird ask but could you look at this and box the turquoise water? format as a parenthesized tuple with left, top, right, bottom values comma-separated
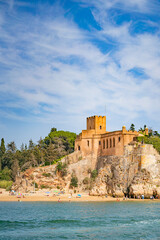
(0, 202, 160, 239)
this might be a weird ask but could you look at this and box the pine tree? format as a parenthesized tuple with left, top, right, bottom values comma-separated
(130, 124, 135, 132)
(7, 141, 16, 153)
(0, 138, 6, 155)
(0, 138, 6, 171)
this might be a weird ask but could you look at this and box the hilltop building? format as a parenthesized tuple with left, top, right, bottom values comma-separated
(75, 116, 148, 157)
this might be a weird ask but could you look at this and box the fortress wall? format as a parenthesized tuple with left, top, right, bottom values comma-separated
(139, 144, 160, 178)
(100, 134, 124, 156)
(123, 134, 135, 146)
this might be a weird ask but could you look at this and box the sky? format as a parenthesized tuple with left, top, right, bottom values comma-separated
(0, 0, 160, 148)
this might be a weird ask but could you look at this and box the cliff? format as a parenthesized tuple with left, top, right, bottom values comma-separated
(13, 143, 160, 198)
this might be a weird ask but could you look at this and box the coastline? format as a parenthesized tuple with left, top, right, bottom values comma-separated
(0, 194, 160, 202)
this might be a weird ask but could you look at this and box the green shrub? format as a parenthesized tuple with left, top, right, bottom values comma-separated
(91, 170, 98, 180)
(6, 185, 12, 191)
(0, 180, 13, 190)
(56, 162, 63, 172)
(56, 162, 68, 177)
(70, 176, 78, 188)
(42, 172, 51, 177)
(83, 177, 89, 185)
(40, 184, 49, 189)
(0, 167, 11, 181)
(44, 162, 50, 166)
(138, 136, 160, 153)
(32, 182, 38, 188)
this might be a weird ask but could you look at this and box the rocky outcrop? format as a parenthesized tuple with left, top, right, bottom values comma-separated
(90, 144, 160, 197)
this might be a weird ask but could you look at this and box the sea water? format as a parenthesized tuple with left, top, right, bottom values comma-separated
(0, 201, 160, 239)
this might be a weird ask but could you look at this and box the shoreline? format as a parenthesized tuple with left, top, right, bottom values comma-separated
(0, 194, 160, 202)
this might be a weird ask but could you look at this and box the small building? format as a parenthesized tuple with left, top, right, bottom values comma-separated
(75, 116, 148, 157)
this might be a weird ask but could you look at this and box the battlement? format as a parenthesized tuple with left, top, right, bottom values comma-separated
(87, 115, 106, 134)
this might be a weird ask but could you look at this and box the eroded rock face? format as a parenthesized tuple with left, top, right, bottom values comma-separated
(90, 144, 160, 197)
(13, 144, 160, 198)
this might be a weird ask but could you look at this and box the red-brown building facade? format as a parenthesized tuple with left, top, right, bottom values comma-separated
(75, 116, 148, 157)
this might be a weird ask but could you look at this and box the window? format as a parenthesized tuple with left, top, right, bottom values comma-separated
(99, 141, 101, 145)
(110, 139, 112, 148)
(103, 140, 105, 149)
(78, 146, 80, 151)
(113, 138, 115, 147)
(118, 137, 121, 142)
(100, 125, 102, 129)
(87, 140, 89, 147)
(106, 139, 108, 148)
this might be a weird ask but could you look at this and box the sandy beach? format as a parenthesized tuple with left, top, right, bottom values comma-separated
(0, 189, 159, 202)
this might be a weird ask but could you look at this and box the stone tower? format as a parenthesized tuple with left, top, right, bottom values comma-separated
(87, 116, 106, 134)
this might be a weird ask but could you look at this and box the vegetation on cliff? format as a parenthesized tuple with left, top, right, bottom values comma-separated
(138, 135, 160, 153)
(0, 129, 76, 189)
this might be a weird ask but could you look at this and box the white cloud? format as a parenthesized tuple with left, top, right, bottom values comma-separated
(77, 0, 157, 13)
(0, 0, 160, 144)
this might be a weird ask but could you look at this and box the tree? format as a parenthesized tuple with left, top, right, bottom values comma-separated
(37, 137, 44, 148)
(30, 153, 38, 167)
(51, 128, 57, 132)
(25, 144, 28, 150)
(0, 167, 11, 181)
(20, 143, 24, 152)
(11, 159, 20, 181)
(0, 138, 6, 155)
(0, 138, 6, 171)
(45, 143, 55, 165)
(148, 128, 153, 137)
(29, 139, 35, 150)
(1, 151, 14, 170)
(130, 124, 135, 132)
(33, 146, 44, 166)
(7, 141, 16, 153)
(56, 162, 67, 177)
(139, 127, 143, 132)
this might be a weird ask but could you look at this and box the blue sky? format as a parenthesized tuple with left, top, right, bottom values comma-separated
(0, 0, 160, 148)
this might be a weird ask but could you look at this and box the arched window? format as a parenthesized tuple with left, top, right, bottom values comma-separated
(110, 139, 112, 148)
(78, 146, 80, 151)
(113, 138, 115, 147)
(106, 139, 108, 149)
(100, 125, 102, 129)
(87, 140, 89, 147)
(99, 141, 101, 145)
(103, 140, 105, 149)
(119, 137, 121, 142)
